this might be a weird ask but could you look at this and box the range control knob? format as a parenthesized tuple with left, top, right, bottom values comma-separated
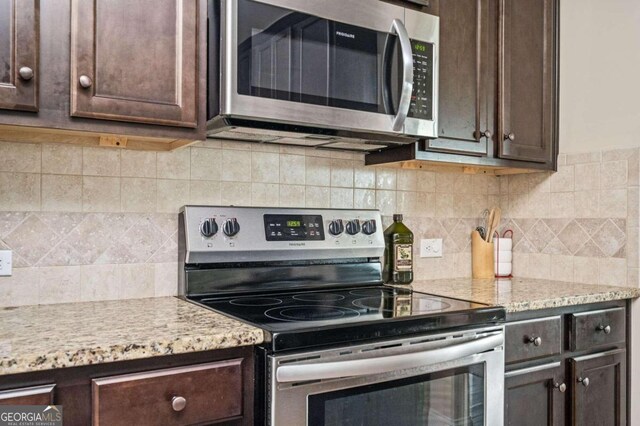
(328, 219, 344, 236)
(222, 218, 240, 237)
(345, 219, 361, 235)
(362, 220, 377, 235)
(200, 218, 218, 238)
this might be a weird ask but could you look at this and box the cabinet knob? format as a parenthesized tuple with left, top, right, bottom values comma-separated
(79, 75, 93, 89)
(18, 66, 34, 81)
(553, 382, 567, 393)
(504, 133, 515, 141)
(528, 336, 542, 346)
(483, 130, 492, 139)
(597, 324, 611, 334)
(578, 377, 590, 387)
(171, 396, 187, 412)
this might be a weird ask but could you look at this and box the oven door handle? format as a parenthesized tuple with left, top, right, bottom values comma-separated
(390, 18, 414, 132)
(276, 333, 503, 383)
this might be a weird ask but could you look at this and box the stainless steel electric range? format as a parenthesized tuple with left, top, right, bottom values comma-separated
(179, 206, 506, 426)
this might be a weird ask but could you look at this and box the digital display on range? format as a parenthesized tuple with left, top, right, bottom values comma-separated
(264, 215, 325, 241)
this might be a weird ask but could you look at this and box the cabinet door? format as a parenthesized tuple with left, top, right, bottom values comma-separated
(0, 0, 38, 111)
(499, 0, 557, 164)
(570, 350, 626, 426)
(70, 0, 198, 128)
(426, 0, 494, 156)
(505, 363, 566, 426)
(0, 384, 54, 405)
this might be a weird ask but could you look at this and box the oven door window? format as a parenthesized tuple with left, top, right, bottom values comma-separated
(308, 364, 485, 426)
(236, 0, 402, 115)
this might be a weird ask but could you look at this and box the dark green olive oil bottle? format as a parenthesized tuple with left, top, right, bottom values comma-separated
(382, 214, 414, 284)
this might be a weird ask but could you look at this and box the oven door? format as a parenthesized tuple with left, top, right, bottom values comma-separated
(219, 0, 438, 138)
(268, 327, 504, 426)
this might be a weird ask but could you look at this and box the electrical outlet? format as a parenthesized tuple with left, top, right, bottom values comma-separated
(0, 250, 12, 276)
(420, 239, 443, 258)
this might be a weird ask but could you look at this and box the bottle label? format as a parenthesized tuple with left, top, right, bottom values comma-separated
(394, 244, 412, 271)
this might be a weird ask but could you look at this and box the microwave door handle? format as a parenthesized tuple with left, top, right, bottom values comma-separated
(276, 333, 503, 383)
(390, 19, 414, 132)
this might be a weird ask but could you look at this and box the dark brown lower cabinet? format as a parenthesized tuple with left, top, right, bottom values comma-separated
(505, 363, 566, 426)
(0, 384, 55, 405)
(570, 350, 626, 426)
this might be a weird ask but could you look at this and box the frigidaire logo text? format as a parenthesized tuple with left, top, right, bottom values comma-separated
(288, 242, 306, 246)
(336, 31, 355, 39)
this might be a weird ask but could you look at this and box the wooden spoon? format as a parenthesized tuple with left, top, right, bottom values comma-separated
(487, 207, 502, 243)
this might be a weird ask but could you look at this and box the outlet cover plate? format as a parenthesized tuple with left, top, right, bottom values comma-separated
(0, 250, 12, 276)
(420, 239, 443, 258)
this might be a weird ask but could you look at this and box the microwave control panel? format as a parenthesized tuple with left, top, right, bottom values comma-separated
(408, 39, 434, 121)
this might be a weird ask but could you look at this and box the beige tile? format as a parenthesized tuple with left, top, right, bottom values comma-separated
(574, 163, 600, 191)
(527, 253, 551, 279)
(0, 142, 40, 173)
(415, 192, 436, 217)
(306, 157, 331, 187)
(550, 255, 574, 282)
(376, 168, 396, 190)
(120, 263, 155, 299)
(567, 151, 601, 165)
(628, 187, 639, 228)
(82, 176, 121, 212)
(190, 181, 222, 205)
(549, 165, 574, 192)
(154, 262, 178, 297)
(470, 175, 489, 195)
(599, 189, 627, 218)
(452, 193, 473, 217)
(192, 139, 223, 149)
(83, 147, 120, 176)
(435, 193, 454, 218)
(250, 143, 280, 153)
(280, 184, 305, 207)
(42, 144, 83, 175)
(528, 172, 551, 193)
(305, 186, 330, 208)
(38, 266, 82, 304)
(574, 191, 599, 218)
(549, 192, 575, 218)
(397, 169, 417, 192)
(280, 154, 306, 185)
(157, 148, 190, 180)
(156, 179, 190, 213)
(397, 191, 418, 216)
(598, 258, 627, 286)
(557, 153, 567, 166)
(190, 147, 222, 181)
(0, 172, 40, 211)
(601, 160, 628, 189)
(121, 178, 156, 213)
(573, 256, 599, 284)
(354, 165, 376, 189)
(330, 188, 354, 209)
(330, 159, 353, 188)
(453, 174, 473, 194)
(80, 264, 121, 302)
(221, 149, 251, 182)
(353, 189, 375, 210)
(0, 267, 40, 307)
(220, 181, 252, 206)
(435, 173, 455, 193)
(42, 174, 82, 211)
(120, 150, 156, 178)
(251, 183, 279, 206)
(251, 151, 279, 183)
(626, 227, 638, 268)
(508, 193, 530, 218)
(223, 141, 253, 151)
(628, 268, 639, 288)
(417, 171, 436, 193)
(279, 145, 307, 156)
(528, 191, 550, 218)
(376, 190, 396, 215)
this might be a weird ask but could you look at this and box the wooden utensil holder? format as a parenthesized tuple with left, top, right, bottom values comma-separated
(472, 230, 495, 279)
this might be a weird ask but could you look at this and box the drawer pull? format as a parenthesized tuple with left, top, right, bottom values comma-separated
(171, 396, 187, 412)
(596, 324, 612, 334)
(527, 336, 542, 346)
(553, 382, 566, 393)
(578, 377, 590, 387)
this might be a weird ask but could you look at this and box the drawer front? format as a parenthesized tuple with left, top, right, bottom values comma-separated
(0, 384, 55, 405)
(92, 359, 243, 426)
(505, 316, 561, 364)
(570, 307, 626, 352)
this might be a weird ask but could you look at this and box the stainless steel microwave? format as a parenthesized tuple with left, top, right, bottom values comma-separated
(207, 0, 439, 151)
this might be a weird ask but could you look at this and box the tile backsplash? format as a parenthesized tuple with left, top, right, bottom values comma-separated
(0, 140, 637, 306)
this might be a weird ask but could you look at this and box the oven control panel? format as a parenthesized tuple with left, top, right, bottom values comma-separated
(407, 39, 434, 121)
(180, 206, 385, 263)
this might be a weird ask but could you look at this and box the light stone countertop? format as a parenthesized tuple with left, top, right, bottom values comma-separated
(409, 277, 640, 312)
(0, 297, 263, 376)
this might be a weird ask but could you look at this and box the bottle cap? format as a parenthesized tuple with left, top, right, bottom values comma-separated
(393, 214, 403, 222)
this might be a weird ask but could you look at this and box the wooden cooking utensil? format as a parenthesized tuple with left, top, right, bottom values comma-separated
(487, 207, 502, 243)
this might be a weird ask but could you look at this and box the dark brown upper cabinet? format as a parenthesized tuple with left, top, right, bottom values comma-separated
(0, 0, 39, 112)
(70, 0, 198, 128)
(426, 0, 495, 156)
(499, 0, 557, 165)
